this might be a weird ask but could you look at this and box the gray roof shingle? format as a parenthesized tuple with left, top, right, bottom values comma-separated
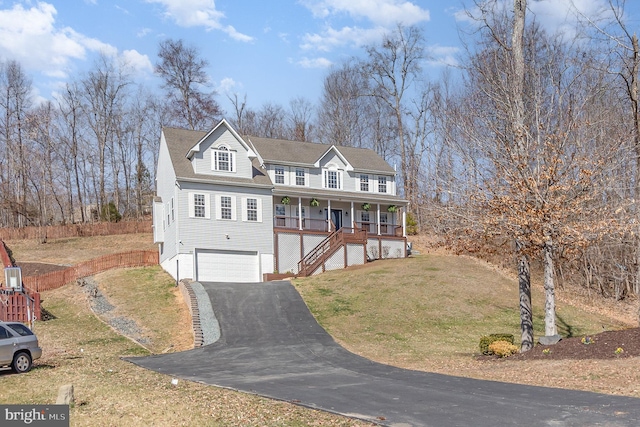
(246, 136, 396, 174)
(162, 125, 397, 189)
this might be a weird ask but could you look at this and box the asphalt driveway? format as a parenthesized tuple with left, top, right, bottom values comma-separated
(126, 281, 640, 426)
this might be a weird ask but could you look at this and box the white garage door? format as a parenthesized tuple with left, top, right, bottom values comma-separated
(196, 250, 259, 283)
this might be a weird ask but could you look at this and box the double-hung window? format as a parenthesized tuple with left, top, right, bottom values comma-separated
(213, 146, 235, 172)
(194, 194, 206, 218)
(360, 174, 369, 192)
(274, 166, 285, 184)
(295, 168, 306, 186)
(246, 198, 258, 221)
(242, 197, 262, 222)
(324, 168, 342, 189)
(378, 176, 387, 193)
(189, 193, 210, 219)
(220, 196, 232, 219)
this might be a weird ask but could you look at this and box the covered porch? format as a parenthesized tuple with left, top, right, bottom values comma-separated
(272, 193, 406, 237)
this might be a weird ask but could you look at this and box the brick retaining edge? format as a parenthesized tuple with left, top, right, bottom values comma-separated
(178, 279, 204, 348)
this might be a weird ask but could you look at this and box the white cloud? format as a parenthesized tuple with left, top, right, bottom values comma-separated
(301, 26, 387, 51)
(299, 0, 429, 52)
(121, 50, 154, 74)
(218, 77, 238, 94)
(300, 0, 430, 27)
(145, 0, 253, 42)
(0, 2, 118, 78)
(298, 56, 333, 68)
(427, 45, 460, 67)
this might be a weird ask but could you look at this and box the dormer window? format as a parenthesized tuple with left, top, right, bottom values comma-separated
(213, 145, 235, 172)
(323, 163, 342, 190)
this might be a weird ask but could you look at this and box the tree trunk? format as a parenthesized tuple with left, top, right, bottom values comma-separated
(518, 247, 534, 352)
(543, 240, 557, 336)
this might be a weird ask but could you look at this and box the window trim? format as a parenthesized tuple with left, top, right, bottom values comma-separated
(212, 145, 236, 172)
(188, 192, 210, 219)
(294, 167, 308, 186)
(215, 195, 237, 220)
(360, 174, 369, 192)
(378, 176, 388, 193)
(274, 165, 286, 184)
(323, 165, 343, 190)
(242, 197, 262, 222)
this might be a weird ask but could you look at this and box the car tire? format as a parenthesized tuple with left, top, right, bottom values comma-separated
(12, 351, 32, 373)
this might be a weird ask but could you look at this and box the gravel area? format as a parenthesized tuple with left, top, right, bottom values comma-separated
(78, 277, 151, 346)
(190, 281, 220, 345)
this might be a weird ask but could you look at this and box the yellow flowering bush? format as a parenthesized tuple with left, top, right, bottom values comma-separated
(488, 340, 519, 357)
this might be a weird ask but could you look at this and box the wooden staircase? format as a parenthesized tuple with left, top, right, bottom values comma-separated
(296, 227, 367, 277)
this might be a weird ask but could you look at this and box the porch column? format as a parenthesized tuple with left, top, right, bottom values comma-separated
(377, 204, 381, 235)
(298, 198, 303, 231)
(402, 208, 407, 237)
(327, 199, 332, 231)
(350, 201, 354, 229)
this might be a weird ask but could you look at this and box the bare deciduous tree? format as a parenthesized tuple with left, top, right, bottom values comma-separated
(155, 38, 222, 131)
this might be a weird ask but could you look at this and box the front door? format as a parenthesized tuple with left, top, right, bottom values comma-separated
(331, 209, 342, 231)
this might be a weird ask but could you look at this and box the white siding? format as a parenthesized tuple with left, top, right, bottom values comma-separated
(191, 126, 254, 180)
(177, 182, 273, 266)
(155, 133, 179, 264)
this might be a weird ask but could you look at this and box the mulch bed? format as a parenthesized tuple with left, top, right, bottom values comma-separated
(495, 328, 640, 361)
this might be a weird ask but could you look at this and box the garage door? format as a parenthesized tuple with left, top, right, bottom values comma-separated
(196, 250, 259, 283)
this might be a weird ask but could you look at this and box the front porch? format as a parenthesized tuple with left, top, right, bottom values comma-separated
(271, 195, 408, 276)
(273, 195, 406, 237)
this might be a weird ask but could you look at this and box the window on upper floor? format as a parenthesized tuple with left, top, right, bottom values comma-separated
(215, 195, 236, 220)
(213, 145, 235, 172)
(242, 197, 262, 222)
(170, 198, 175, 222)
(189, 193, 210, 219)
(194, 194, 206, 218)
(295, 168, 306, 186)
(360, 174, 369, 192)
(274, 166, 285, 184)
(323, 165, 342, 190)
(378, 176, 387, 193)
(221, 196, 232, 219)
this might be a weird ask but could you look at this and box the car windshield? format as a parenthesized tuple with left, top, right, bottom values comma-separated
(6, 323, 33, 337)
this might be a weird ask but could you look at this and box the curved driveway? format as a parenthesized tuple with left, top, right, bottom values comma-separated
(126, 281, 640, 426)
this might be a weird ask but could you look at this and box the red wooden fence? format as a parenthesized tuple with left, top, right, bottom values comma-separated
(1, 239, 40, 323)
(0, 292, 40, 324)
(1, 238, 158, 322)
(23, 250, 159, 292)
(0, 220, 152, 241)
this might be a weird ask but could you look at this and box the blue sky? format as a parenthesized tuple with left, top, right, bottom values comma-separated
(0, 0, 638, 115)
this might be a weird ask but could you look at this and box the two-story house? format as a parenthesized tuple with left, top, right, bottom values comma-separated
(153, 119, 408, 283)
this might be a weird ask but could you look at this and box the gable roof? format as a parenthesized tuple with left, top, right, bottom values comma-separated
(162, 127, 272, 188)
(246, 136, 396, 174)
(186, 119, 256, 160)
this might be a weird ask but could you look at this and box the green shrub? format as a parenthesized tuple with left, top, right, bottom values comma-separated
(488, 340, 519, 357)
(479, 333, 515, 355)
(406, 212, 418, 235)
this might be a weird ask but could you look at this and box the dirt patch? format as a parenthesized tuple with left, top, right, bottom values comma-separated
(17, 262, 69, 276)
